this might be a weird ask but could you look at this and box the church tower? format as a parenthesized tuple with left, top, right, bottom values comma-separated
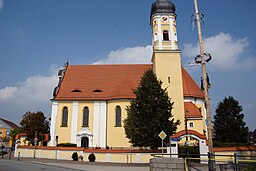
(151, 0, 185, 130)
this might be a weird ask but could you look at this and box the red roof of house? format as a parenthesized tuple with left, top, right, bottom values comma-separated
(0, 118, 19, 128)
(15, 133, 27, 140)
(15, 133, 49, 141)
(55, 64, 204, 101)
(184, 102, 203, 118)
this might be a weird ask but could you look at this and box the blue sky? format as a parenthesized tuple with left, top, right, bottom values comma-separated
(0, 0, 255, 131)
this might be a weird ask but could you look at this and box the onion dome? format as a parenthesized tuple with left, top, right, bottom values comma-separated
(150, 0, 176, 17)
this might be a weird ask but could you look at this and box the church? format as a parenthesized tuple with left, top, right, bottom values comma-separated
(49, 0, 207, 148)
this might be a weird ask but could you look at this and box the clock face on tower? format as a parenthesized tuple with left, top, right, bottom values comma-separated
(161, 16, 168, 22)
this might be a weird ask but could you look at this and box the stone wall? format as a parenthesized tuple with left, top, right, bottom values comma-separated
(150, 157, 185, 171)
(15, 145, 157, 163)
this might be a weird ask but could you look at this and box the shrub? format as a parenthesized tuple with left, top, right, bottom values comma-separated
(88, 153, 96, 162)
(57, 143, 77, 147)
(72, 152, 78, 161)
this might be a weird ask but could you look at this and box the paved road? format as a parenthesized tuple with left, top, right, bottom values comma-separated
(0, 160, 78, 171)
(0, 159, 150, 171)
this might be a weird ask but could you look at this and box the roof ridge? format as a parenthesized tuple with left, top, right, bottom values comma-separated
(0, 117, 19, 128)
(69, 64, 152, 67)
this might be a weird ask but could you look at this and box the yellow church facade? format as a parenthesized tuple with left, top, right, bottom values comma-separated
(49, 0, 207, 148)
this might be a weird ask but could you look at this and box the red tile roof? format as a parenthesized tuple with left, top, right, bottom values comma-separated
(0, 118, 19, 128)
(55, 64, 204, 101)
(15, 133, 50, 141)
(15, 133, 27, 140)
(182, 68, 205, 98)
(171, 130, 206, 140)
(55, 64, 151, 101)
(184, 102, 203, 118)
(213, 146, 256, 152)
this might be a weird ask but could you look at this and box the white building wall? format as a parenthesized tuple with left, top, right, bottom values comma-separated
(49, 101, 59, 146)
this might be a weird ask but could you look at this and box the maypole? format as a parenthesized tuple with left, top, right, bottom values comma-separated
(193, 0, 215, 170)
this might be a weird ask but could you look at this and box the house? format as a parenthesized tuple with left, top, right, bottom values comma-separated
(0, 118, 19, 147)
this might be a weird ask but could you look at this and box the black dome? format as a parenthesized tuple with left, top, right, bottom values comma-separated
(150, 0, 176, 17)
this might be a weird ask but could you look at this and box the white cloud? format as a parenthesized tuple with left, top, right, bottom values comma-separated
(182, 32, 256, 70)
(0, 0, 4, 11)
(94, 45, 152, 64)
(0, 87, 17, 100)
(0, 66, 59, 123)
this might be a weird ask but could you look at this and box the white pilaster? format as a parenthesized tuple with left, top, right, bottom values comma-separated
(157, 17, 162, 50)
(99, 102, 107, 147)
(49, 101, 59, 146)
(93, 101, 107, 147)
(169, 17, 175, 50)
(93, 102, 100, 147)
(70, 101, 78, 144)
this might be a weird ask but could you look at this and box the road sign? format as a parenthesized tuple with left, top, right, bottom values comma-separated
(171, 137, 182, 141)
(159, 131, 167, 156)
(158, 131, 167, 140)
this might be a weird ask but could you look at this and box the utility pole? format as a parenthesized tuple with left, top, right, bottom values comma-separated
(193, 0, 215, 170)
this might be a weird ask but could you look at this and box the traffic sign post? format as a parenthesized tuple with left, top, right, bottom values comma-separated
(158, 131, 167, 156)
(33, 132, 38, 158)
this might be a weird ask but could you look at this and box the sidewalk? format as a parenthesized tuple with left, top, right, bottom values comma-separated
(13, 157, 150, 171)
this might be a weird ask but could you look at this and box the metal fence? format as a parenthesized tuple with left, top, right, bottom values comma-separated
(152, 153, 256, 171)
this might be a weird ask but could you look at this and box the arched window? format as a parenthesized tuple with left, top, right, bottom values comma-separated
(115, 106, 121, 127)
(61, 107, 68, 127)
(83, 107, 89, 127)
(163, 30, 169, 41)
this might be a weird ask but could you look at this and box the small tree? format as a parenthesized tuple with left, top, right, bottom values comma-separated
(213, 96, 248, 144)
(20, 111, 49, 145)
(124, 69, 180, 149)
(9, 128, 21, 147)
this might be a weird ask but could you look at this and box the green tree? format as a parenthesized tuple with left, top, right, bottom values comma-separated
(124, 69, 180, 149)
(20, 111, 49, 145)
(213, 96, 248, 144)
(9, 128, 21, 147)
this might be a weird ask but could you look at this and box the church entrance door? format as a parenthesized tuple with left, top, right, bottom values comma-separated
(81, 137, 89, 148)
